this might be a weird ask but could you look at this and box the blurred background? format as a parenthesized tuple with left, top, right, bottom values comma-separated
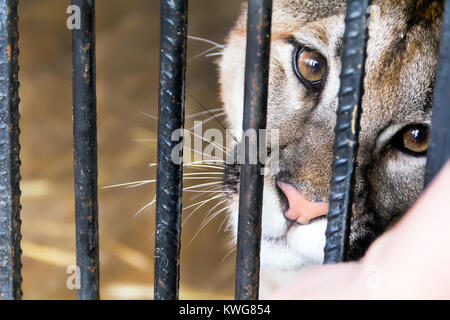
(19, 0, 242, 299)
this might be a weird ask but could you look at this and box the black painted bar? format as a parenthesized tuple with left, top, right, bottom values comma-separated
(0, 0, 22, 300)
(424, 0, 450, 186)
(235, 0, 272, 300)
(71, 0, 99, 300)
(324, 0, 371, 264)
(154, 0, 188, 300)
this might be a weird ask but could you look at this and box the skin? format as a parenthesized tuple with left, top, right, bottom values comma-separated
(271, 163, 450, 300)
(218, 0, 444, 295)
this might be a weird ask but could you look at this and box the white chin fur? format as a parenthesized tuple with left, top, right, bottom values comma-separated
(229, 185, 326, 272)
(261, 219, 326, 270)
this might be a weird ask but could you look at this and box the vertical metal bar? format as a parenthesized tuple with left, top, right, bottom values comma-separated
(324, 0, 371, 264)
(154, 0, 188, 300)
(235, 0, 272, 300)
(0, 0, 22, 300)
(72, 0, 99, 300)
(425, 0, 450, 186)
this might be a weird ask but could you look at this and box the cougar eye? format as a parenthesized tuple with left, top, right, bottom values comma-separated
(393, 124, 430, 156)
(294, 48, 327, 90)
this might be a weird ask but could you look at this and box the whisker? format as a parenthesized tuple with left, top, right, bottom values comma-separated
(103, 174, 223, 189)
(184, 177, 222, 181)
(148, 160, 225, 168)
(205, 52, 224, 58)
(188, 205, 231, 246)
(186, 108, 223, 119)
(183, 172, 223, 176)
(183, 146, 224, 161)
(220, 245, 237, 265)
(102, 179, 156, 189)
(203, 198, 228, 224)
(185, 164, 225, 170)
(217, 213, 230, 234)
(188, 45, 223, 63)
(187, 112, 226, 131)
(141, 109, 225, 122)
(182, 194, 226, 227)
(202, 205, 231, 229)
(134, 139, 157, 142)
(206, 202, 230, 226)
(126, 181, 155, 188)
(185, 129, 229, 152)
(190, 185, 224, 201)
(183, 193, 225, 211)
(190, 189, 226, 201)
(184, 181, 222, 191)
(184, 190, 230, 194)
(188, 35, 224, 48)
(140, 111, 158, 120)
(187, 91, 235, 141)
(134, 196, 156, 218)
(185, 129, 232, 155)
(185, 160, 225, 165)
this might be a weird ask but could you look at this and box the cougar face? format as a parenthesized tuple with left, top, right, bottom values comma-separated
(219, 0, 443, 279)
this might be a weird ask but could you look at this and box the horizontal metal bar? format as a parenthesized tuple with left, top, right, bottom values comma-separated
(72, 0, 100, 300)
(235, 0, 272, 300)
(0, 0, 22, 301)
(425, 0, 450, 186)
(324, 0, 371, 264)
(154, 0, 188, 301)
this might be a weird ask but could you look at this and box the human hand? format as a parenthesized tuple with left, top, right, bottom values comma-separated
(271, 162, 450, 299)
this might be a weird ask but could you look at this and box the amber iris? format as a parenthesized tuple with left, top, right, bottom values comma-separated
(403, 125, 429, 154)
(296, 49, 327, 84)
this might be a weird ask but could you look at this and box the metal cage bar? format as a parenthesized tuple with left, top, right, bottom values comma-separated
(154, 0, 188, 300)
(324, 0, 371, 264)
(235, 0, 272, 300)
(425, 0, 450, 186)
(72, 0, 100, 300)
(0, 0, 22, 300)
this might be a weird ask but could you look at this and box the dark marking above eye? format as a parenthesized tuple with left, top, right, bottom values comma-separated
(335, 36, 344, 58)
(404, 0, 444, 29)
(422, 81, 435, 113)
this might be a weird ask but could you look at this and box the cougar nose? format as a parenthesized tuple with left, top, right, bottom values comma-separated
(277, 181, 329, 225)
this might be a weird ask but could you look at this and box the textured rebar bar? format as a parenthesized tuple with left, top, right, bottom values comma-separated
(154, 0, 188, 300)
(72, 0, 99, 300)
(424, 0, 450, 186)
(235, 0, 272, 300)
(0, 0, 22, 301)
(324, 0, 371, 264)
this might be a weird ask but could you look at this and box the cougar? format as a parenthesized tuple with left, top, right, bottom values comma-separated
(218, 0, 443, 296)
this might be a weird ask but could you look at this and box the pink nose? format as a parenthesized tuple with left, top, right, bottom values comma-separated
(277, 181, 329, 225)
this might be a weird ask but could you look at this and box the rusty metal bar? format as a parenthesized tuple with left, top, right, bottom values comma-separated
(425, 0, 450, 186)
(235, 0, 272, 300)
(324, 0, 371, 264)
(0, 0, 22, 301)
(72, 0, 99, 300)
(154, 0, 188, 300)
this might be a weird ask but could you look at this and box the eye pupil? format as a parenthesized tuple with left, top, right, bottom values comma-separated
(306, 58, 318, 70)
(410, 129, 425, 143)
